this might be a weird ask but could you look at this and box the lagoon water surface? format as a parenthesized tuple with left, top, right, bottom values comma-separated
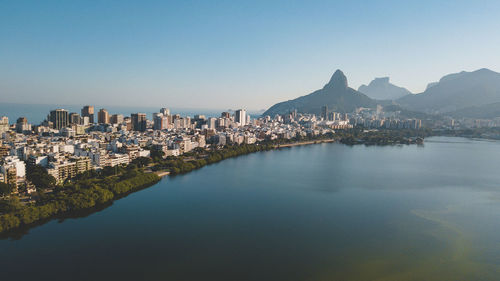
(2, 137, 500, 280)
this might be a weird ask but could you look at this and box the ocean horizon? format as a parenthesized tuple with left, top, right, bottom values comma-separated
(0, 102, 262, 125)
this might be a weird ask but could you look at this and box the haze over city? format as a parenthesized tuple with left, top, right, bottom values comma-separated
(4, 1, 500, 280)
(1, 0, 500, 110)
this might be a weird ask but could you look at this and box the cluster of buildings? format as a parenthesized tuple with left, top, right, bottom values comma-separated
(8, 102, 477, 196)
(346, 105, 500, 130)
(0, 106, 337, 195)
(432, 117, 500, 130)
(349, 106, 423, 130)
(8, 102, 500, 197)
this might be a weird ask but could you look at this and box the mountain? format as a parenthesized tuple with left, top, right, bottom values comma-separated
(397, 68, 500, 113)
(448, 102, 500, 119)
(425, 82, 438, 90)
(382, 104, 433, 120)
(358, 77, 412, 100)
(263, 70, 376, 116)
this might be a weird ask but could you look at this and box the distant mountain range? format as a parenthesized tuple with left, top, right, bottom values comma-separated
(263, 70, 376, 116)
(358, 77, 412, 100)
(448, 102, 500, 119)
(263, 68, 500, 119)
(425, 82, 439, 90)
(397, 68, 500, 114)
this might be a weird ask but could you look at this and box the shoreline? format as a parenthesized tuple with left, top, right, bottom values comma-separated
(274, 139, 335, 148)
(0, 133, 425, 236)
(1, 140, 333, 236)
(152, 139, 337, 178)
(154, 171, 170, 177)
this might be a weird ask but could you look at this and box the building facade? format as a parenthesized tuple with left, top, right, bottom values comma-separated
(131, 113, 147, 132)
(49, 109, 69, 130)
(98, 109, 110, 124)
(81, 105, 95, 124)
(235, 109, 247, 127)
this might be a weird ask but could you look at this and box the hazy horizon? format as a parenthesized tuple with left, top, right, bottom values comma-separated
(1, 0, 499, 110)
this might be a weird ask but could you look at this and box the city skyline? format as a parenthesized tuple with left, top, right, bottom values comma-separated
(1, 0, 500, 110)
(2, 1, 500, 279)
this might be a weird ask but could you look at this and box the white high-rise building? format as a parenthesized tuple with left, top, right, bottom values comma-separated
(153, 113, 164, 130)
(1, 156, 26, 178)
(0, 116, 9, 133)
(160, 108, 170, 116)
(235, 109, 246, 127)
(208, 117, 217, 129)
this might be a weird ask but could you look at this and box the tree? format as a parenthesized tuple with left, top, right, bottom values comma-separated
(150, 150, 164, 162)
(132, 157, 151, 168)
(0, 182, 13, 196)
(0, 197, 23, 212)
(127, 163, 138, 170)
(26, 164, 56, 190)
(101, 166, 116, 177)
(121, 169, 138, 180)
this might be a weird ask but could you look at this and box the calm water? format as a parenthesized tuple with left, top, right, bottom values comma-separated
(2, 137, 500, 280)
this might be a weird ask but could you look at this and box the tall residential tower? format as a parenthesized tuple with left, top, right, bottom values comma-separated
(235, 109, 247, 127)
(49, 109, 69, 130)
(81, 105, 95, 124)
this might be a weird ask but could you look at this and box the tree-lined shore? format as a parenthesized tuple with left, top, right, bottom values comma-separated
(0, 129, 429, 236)
(0, 143, 278, 234)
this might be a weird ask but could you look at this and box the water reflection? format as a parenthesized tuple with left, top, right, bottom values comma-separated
(1, 137, 500, 280)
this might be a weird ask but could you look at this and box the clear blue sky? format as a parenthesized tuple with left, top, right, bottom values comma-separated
(1, 0, 499, 110)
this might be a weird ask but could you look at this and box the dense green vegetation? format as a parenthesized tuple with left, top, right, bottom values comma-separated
(0, 183, 13, 196)
(271, 132, 335, 145)
(152, 144, 274, 175)
(0, 143, 275, 234)
(26, 164, 56, 190)
(0, 165, 159, 233)
(0, 129, 429, 234)
(336, 128, 430, 145)
(266, 128, 430, 146)
(435, 127, 500, 140)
